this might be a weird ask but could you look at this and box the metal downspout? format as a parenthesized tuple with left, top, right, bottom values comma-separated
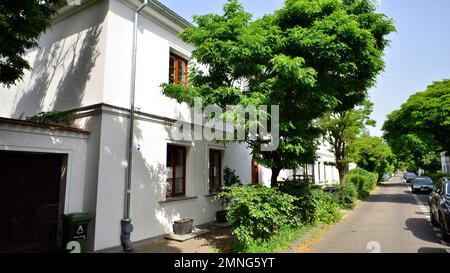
(121, 0, 149, 252)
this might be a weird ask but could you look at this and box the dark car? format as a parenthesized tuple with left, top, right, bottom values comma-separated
(429, 180, 450, 242)
(411, 176, 434, 193)
(404, 172, 417, 184)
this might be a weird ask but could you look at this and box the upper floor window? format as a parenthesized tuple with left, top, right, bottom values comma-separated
(169, 52, 188, 86)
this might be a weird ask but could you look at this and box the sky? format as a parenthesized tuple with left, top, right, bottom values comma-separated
(159, 0, 450, 137)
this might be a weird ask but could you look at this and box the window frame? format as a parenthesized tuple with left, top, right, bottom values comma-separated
(169, 52, 188, 86)
(166, 144, 187, 198)
(209, 149, 222, 193)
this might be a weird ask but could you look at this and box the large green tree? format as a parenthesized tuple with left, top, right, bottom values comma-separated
(348, 134, 396, 179)
(320, 100, 376, 183)
(383, 79, 450, 172)
(163, 0, 394, 187)
(0, 0, 65, 87)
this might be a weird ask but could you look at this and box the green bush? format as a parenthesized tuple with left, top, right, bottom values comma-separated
(278, 180, 341, 224)
(26, 111, 71, 126)
(334, 182, 358, 209)
(217, 185, 299, 245)
(312, 189, 342, 224)
(423, 172, 450, 183)
(277, 180, 319, 223)
(344, 168, 378, 199)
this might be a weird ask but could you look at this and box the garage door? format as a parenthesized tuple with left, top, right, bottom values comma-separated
(0, 150, 66, 253)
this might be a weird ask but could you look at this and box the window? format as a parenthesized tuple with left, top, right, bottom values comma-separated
(166, 145, 186, 197)
(209, 150, 222, 193)
(169, 52, 188, 86)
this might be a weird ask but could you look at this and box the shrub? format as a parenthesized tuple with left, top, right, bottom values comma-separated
(277, 180, 319, 223)
(311, 189, 342, 224)
(334, 182, 358, 209)
(278, 180, 341, 224)
(217, 185, 299, 245)
(26, 111, 71, 126)
(345, 168, 378, 199)
(423, 172, 450, 183)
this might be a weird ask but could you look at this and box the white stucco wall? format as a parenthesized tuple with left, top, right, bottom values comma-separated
(441, 152, 450, 174)
(103, 0, 195, 122)
(90, 112, 255, 250)
(0, 0, 109, 119)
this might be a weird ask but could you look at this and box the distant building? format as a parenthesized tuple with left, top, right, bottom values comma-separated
(441, 152, 450, 174)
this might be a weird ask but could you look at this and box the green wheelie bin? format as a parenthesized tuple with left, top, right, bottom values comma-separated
(62, 213, 91, 253)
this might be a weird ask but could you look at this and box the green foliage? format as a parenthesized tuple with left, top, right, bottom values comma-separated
(26, 111, 71, 126)
(344, 168, 378, 199)
(218, 185, 299, 245)
(223, 167, 242, 187)
(162, 0, 394, 187)
(312, 189, 342, 224)
(422, 172, 450, 184)
(383, 79, 450, 172)
(334, 182, 358, 209)
(1, 0, 66, 86)
(277, 180, 320, 222)
(233, 225, 312, 253)
(278, 180, 341, 224)
(320, 100, 376, 183)
(348, 134, 396, 181)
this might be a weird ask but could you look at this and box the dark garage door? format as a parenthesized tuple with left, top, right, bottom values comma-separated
(0, 150, 66, 253)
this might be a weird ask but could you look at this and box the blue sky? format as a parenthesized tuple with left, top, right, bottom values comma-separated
(159, 0, 450, 136)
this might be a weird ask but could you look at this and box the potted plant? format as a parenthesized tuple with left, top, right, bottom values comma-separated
(215, 167, 241, 223)
(173, 218, 194, 235)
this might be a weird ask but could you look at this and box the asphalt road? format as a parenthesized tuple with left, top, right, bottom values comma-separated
(309, 176, 450, 253)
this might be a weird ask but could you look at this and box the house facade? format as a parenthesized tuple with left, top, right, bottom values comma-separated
(0, 0, 339, 252)
(441, 152, 450, 174)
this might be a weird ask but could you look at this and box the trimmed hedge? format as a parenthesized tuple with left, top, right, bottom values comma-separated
(422, 172, 450, 183)
(334, 182, 358, 209)
(344, 168, 378, 199)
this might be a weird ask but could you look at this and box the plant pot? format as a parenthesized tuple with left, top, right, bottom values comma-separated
(173, 219, 193, 235)
(215, 210, 227, 223)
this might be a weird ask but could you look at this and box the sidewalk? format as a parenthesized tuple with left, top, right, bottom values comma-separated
(132, 224, 235, 253)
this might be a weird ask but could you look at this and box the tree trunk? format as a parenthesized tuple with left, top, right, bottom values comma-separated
(271, 168, 281, 188)
(337, 163, 346, 185)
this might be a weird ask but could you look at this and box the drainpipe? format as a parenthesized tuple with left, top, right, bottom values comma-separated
(122, 0, 149, 252)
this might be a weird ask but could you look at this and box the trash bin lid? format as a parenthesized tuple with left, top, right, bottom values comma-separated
(63, 212, 91, 222)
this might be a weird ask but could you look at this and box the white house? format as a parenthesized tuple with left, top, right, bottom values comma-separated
(441, 152, 450, 174)
(0, 0, 339, 252)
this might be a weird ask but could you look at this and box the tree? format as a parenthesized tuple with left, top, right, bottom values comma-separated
(383, 79, 450, 172)
(0, 0, 65, 87)
(162, 0, 394, 187)
(348, 134, 396, 180)
(320, 100, 376, 184)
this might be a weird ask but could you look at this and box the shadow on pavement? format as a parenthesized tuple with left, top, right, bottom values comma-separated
(405, 218, 442, 245)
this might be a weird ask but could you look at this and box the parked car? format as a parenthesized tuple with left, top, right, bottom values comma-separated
(411, 176, 434, 193)
(404, 172, 417, 184)
(429, 180, 450, 242)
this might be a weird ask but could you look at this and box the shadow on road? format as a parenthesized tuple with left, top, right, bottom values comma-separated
(378, 182, 405, 188)
(364, 193, 418, 205)
(405, 218, 442, 246)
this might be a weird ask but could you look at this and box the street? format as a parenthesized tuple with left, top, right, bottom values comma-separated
(309, 176, 450, 253)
